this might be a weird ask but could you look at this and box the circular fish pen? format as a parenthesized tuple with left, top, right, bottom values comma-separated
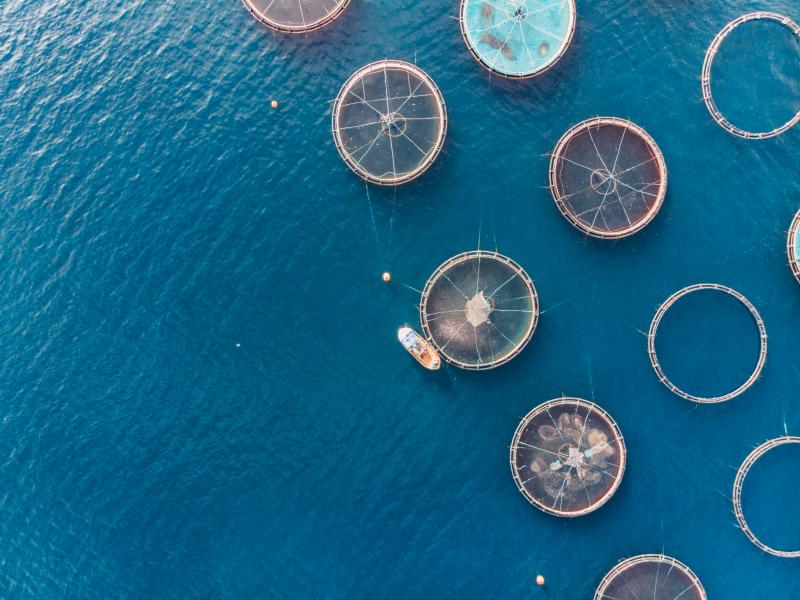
(241, 0, 350, 33)
(733, 436, 800, 558)
(647, 284, 767, 404)
(509, 397, 625, 517)
(789, 210, 800, 285)
(331, 60, 447, 186)
(419, 251, 538, 370)
(594, 554, 707, 600)
(702, 12, 800, 139)
(459, 0, 576, 78)
(549, 117, 668, 239)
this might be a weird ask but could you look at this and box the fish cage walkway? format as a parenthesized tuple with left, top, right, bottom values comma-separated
(702, 12, 800, 139)
(647, 284, 767, 404)
(732, 436, 800, 558)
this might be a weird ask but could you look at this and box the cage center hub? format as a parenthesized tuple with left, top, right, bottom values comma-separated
(590, 168, 617, 195)
(465, 290, 494, 327)
(380, 112, 407, 137)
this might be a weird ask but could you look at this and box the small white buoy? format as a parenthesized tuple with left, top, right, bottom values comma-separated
(536, 575, 545, 586)
(270, 100, 279, 109)
(235, 343, 241, 348)
(382, 272, 391, 283)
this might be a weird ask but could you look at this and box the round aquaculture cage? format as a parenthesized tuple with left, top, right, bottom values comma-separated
(647, 284, 767, 404)
(789, 210, 800, 285)
(459, 0, 576, 78)
(241, 0, 350, 33)
(331, 60, 447, 186)
(419, 251, 538, 370)
(595, 554, 707, 600)
(549, 117, 668, 239)
(733, 436, 800, 558)
(510, 397, 625, 517)
(702, 12, 800, 139)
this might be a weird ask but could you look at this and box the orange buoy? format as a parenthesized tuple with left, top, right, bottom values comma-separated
(382, 272, 391, 283)
(536, 575, 545, 586)
(270, 100, 279, 109)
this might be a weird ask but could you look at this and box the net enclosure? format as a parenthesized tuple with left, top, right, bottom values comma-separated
(702, 12, 800, 139)
(549, 117, 667, 238)
(459, 0, 576, 78)
(647, 284, 767, 404)
(241, 0, 349, 33)
(510, 397, 625, 517)
(733, 436, 800, 558)
(331, 60, 447, 186)
(789, 210, 800, 285)
(595, 554, 707, 600)
(419, 251, 538, 370)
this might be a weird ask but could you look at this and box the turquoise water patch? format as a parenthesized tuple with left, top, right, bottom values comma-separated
(462, 0, 574, 76)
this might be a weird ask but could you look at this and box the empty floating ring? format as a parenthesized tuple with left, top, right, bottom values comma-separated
(733, 436, 800, 558)
(241, 0, 350, 33)
(332, 60, 447, 186)
(789, 210, 800, 285)
(549, 117, 668, 239)
(419, 251, 538, 370)
(510, 397, 626, 517)
(647, 284, 767, 404)
(701, 12, 800, 139)
(459, 0, 576, 78)
(594, 554, 707, 600)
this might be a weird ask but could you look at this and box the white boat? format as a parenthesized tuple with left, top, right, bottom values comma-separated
(397, 327, 441, 370)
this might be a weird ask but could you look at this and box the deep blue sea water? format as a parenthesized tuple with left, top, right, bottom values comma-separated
(2, 0, 800, 598)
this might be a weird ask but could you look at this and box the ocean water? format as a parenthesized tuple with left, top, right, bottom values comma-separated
(1, 0, 800, 598)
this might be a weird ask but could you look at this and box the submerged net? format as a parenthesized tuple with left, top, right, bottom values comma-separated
(459, 0, 576, 78)
(419, 251, 538, 370)
(510, 398, 625, 517)
(702, 12, 800, 139)
(789, 210, 800, 285)
(647, 284, 767, 404)
(549, 117, 667, 238)
(332, 60, 447, 185)
(241, 0, 349, 33)
(733, 436, 800, 558)
(595, 555, 707, 600)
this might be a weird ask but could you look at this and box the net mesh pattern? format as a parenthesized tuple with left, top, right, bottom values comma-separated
(460, 0, 576, 78)
(332, 60, 447, 185)
(420, 251, 537, 370)
(510, 398, 625, 516)
(595, 555, 707, 600)
(550, 117, 667, 238)
(242, 0, 349, 33)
